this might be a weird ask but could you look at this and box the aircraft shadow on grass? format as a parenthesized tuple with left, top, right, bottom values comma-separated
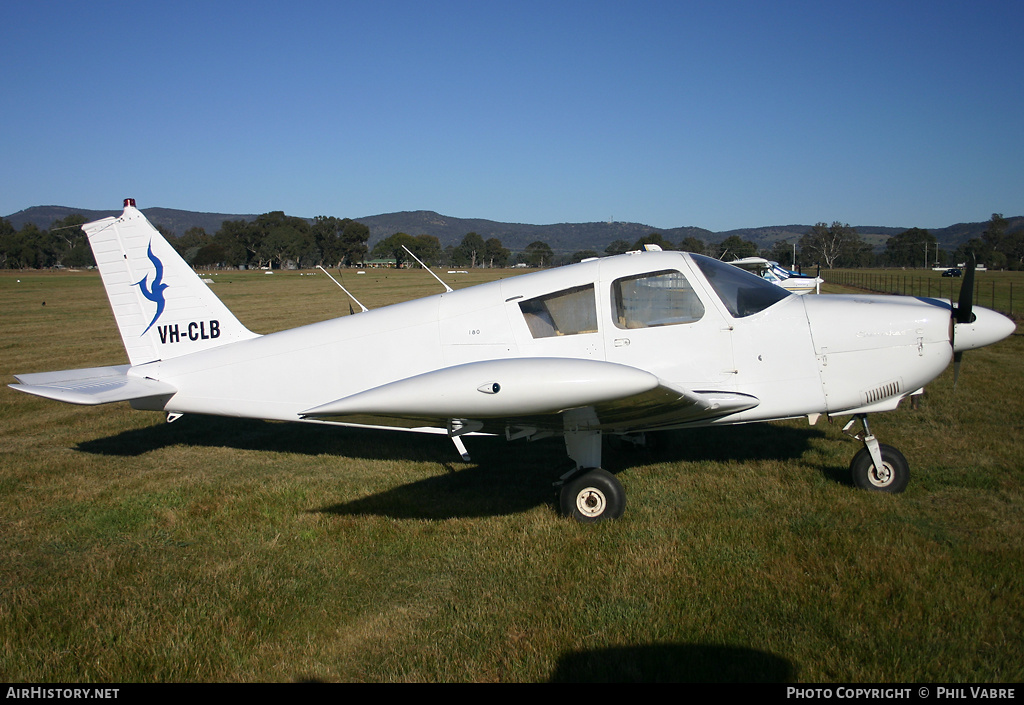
(76, 415, 846, 520)
(75, 415, 454, 463)
(292, 642, 796, 683)
(547, 642, 795, 683)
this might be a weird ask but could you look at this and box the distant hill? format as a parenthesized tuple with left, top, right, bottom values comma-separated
(4, 205, 715, 251)
(352, 210, 714, 253)
(4, 206, 258, 237)
(718, 224, 906, 253)
(350, 212, 1023, 253)
(5, 204, 1020, 254)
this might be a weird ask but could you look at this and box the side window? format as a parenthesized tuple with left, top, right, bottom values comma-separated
(613, 270, 705, 329)
(519, 284, 598, 338)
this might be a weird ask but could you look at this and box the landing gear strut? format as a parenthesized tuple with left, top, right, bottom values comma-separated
(843, 414, 910, 493)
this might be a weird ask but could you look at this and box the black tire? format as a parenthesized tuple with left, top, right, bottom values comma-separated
(849, 444, 910, 493)
(559, 468, 626, 522)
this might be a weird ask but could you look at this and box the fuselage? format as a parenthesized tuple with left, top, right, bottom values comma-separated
(130, 250, 982, 434)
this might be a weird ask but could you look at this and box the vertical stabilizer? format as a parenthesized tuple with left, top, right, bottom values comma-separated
(83, 199, 258, 365)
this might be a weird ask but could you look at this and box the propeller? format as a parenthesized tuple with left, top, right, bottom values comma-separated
(951, 253, 976, 389)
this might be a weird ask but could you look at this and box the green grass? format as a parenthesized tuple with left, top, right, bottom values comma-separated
(1, 268, 1022, 682)
(828, 268, 1024, 319)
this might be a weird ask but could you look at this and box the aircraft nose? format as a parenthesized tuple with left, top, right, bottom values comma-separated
(952, 307, 1016, 353)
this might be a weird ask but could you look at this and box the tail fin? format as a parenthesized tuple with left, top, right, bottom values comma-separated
(83, 199, 258, 365)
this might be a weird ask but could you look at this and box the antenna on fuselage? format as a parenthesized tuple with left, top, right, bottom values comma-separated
(316, 265, 368, 312)
(401, 245, 453, 293)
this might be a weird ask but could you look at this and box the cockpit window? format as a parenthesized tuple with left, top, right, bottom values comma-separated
(612, 270, 704, 329)
(691, 254, 790, 317)
(519, 284, 598, 338)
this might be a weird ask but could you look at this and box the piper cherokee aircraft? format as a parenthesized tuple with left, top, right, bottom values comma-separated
(10, 200, 1016, 522)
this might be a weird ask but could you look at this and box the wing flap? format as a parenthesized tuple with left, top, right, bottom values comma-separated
(590, 384, 759, 431)
(11, 365, 176, 405)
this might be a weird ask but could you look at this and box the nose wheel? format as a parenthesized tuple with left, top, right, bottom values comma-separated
(843, 415, 910, 493)
(849, 443, 910, 492)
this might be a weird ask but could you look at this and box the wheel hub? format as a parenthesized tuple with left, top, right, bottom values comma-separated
(869, 463, 893, 487)
(576, 487, 607, 518)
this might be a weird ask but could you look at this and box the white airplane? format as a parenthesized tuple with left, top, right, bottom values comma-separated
(729, 257, 824, 295)
(10, 200, 1016, 521)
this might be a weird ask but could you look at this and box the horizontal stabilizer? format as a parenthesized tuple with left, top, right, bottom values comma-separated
(10, 365, 176, 406)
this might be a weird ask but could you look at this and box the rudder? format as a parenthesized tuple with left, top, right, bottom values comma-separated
(83, 198, 258, 365)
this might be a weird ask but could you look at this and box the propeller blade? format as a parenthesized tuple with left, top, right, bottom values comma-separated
(951, 253, 976, 392)
(955, 253, 975, 324)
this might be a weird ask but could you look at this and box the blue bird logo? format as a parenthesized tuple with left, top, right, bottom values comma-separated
(135, 242, 169, 335)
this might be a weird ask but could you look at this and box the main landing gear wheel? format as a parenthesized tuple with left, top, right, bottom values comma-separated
(559, 468, 626, 523)
(849, 443, 910, 493)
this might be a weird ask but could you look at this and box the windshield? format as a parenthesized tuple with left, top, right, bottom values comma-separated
(691, 254, 791, 317)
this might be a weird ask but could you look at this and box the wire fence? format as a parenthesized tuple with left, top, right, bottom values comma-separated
(827, 270, 1020, 320)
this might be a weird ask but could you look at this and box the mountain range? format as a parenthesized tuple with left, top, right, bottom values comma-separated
(5, 204, 1018, 254)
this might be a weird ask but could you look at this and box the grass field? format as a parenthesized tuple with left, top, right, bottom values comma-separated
(2, 267, 1022, 683)
(829, 268, 1023, 320)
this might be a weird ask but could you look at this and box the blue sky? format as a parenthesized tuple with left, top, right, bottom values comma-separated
(2, 0, 1021, 232)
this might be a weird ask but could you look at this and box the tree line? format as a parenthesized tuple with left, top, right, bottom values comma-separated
(0, 211, 372, 271)
(0, 211, 550, 271)
(3, 211, 1021, 271)
(597, 214, 1024, 271)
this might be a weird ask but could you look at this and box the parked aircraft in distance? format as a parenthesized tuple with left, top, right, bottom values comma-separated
(10, 200, 1016, 521)
(729, 257, 824, 295)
